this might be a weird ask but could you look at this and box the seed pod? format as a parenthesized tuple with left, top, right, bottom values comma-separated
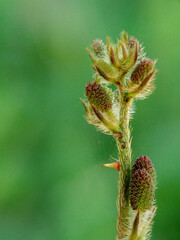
(130, 169, 155, 211)
(132, 155, 156, 184)
(131, 59, 154, 83)
(92, 39, 105, 58)
(85, 82, 113, 112)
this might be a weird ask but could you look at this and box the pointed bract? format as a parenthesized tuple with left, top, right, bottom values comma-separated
(91, 105, 119, 133)
(101, 161, 120, 171)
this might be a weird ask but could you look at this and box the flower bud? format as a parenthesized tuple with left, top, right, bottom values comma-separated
(92, 39, 105, 57)
(85, 82, 113, 112)
(130, 169, 155, 211)
(131, 59, 154, 83)
(132, 155, 156, 184)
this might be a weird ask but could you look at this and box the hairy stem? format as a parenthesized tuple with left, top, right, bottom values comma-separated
(117, 93, 133, 239)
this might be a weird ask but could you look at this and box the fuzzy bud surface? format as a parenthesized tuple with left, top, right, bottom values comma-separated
(92, 39, 105, 57)
(131, 59, 154, 83)
(85, 82, 113, 112)
(130, 169, 155, 211)
(132, 155, 156, 184)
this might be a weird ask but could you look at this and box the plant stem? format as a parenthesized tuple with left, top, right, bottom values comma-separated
(117, 93, 133, 239)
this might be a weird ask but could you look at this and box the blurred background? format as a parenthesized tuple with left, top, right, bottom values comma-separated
(0, 0, 180, 239)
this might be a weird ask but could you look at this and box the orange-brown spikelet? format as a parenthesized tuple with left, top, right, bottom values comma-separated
(101, 161, 120, 171)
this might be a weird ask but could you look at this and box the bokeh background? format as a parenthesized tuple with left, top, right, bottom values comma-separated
(0, 0, 180, 239)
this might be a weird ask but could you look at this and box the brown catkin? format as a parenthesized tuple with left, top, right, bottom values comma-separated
(85, 82, 113, 112)
(132, 155, 156, 184)
(130, 169, 155, 211)
(131, 59, 154, 83)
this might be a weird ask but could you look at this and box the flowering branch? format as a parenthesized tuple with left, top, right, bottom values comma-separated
(81, 31, 158, 240)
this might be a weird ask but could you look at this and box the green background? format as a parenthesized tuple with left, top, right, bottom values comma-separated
(0, 0, 180, 239)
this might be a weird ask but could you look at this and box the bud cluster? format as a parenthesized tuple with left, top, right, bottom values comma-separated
(85, 32, 157, 102)
(130, 156, 156, 211)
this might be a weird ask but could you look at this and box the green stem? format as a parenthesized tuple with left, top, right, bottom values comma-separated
(116, 94, 133, 239)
